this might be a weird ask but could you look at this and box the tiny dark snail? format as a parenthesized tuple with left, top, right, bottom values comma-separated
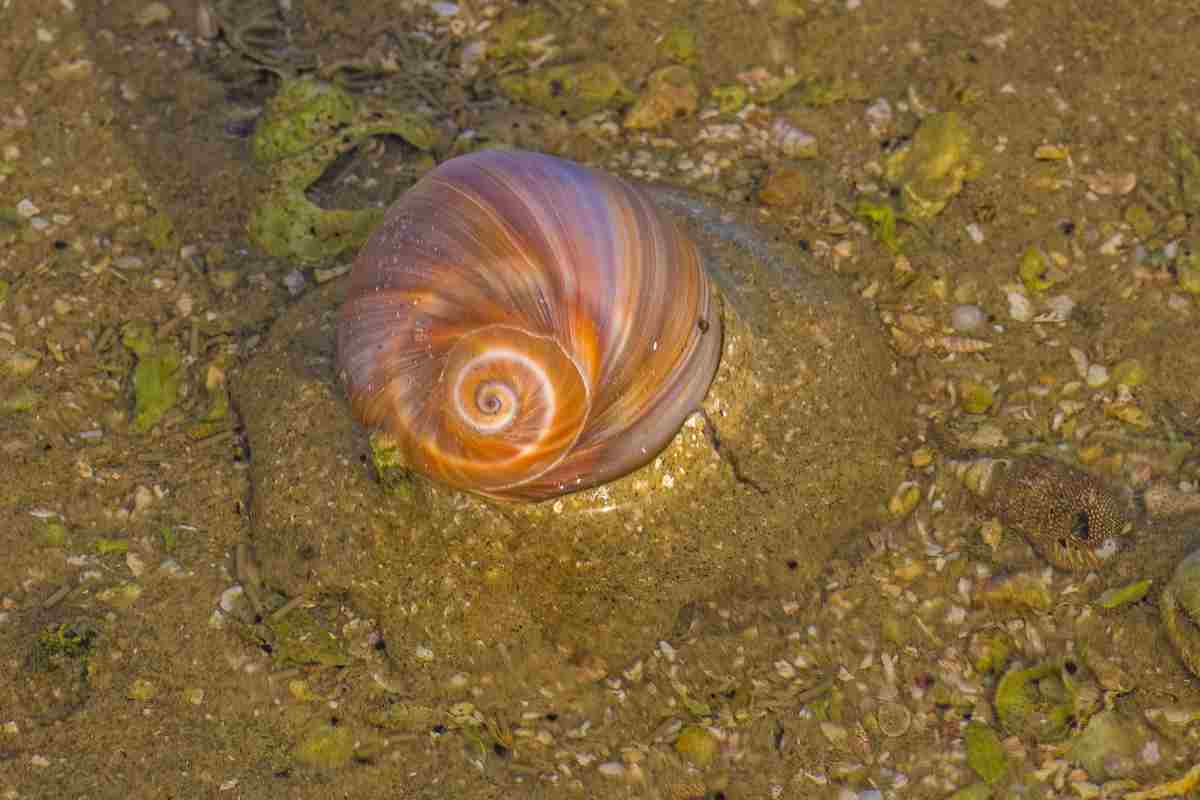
(336, 150, 723, 501)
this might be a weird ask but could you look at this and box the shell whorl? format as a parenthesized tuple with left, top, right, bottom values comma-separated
(336, 150, 722, 501)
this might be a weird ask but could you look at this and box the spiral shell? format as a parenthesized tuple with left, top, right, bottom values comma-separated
(336, 150, 723, 501)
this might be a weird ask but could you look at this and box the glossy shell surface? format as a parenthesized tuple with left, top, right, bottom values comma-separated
(337, 150, 722, 501)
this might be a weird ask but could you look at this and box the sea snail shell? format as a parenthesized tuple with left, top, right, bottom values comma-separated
(336, 150, 723, 501)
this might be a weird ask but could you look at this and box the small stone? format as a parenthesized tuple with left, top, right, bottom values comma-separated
(819, 721, 848, 748)
(293, 720, 356, 769)
(660, 26, 698, 63)
(888, 482, 921, 517)
(959, 379, 995, 414)
(624, 66, 699, 130)
(3, 351, 40, 379)
(136, 2, 172, 26)
(1084, 171, 1137, 196)
(1006, 289, 1034, 321)
(950, 304, 987, 333)
(114, 255, 145, 271)
(1034, 143, 1070, 161)
(132, 485, 155, 515)
(877, 702, 912, 737)
(710, 84, 748, 114)
(209, 269, 241, 290)
(864, 97, 893, 136)
(1104, 402, 1151, 428)
(195, 2, 218, 38)
(283, 270, 307, 297)
(128, 678, 158, 701)
(1111, 359, 1147, 387)
(758, 164, 811, 208)
(1124, 204, 1155, 239)
(770, 117, 818, 159)
(674, 725, 718, 767)
(218, 585, 245, 614)
(965, 424, 1009, 449)
(978, 573, 1052, 611)
(1085, 364, 1109, 388)
(98, 582, 143, 608)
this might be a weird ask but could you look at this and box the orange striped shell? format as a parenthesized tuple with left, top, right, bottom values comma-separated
(336, 150, 722, 501)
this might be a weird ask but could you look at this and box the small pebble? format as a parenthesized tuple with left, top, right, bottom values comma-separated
(283, 270, 307, 297)
(218, 585, 244, 613)
(758, 164, 810, 208)
(864, 98, 893, 136)
(1006, 290, 1034, 321)
(950, 304, 987, 333)
(136, 2, 172, 26)
(114, 255, 145, 271)
(770, 117, 818, 159)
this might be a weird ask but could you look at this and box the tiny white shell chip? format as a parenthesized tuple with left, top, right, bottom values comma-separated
(1006, 289, 1034, 322)
(1086, 364, 1109, 388)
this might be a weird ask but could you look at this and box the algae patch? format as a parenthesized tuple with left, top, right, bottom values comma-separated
(122, 321, 183, 433)
(885, 111, 984, 220)
(247, 77, 437, 263)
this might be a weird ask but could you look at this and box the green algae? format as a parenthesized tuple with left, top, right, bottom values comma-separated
(498, 62, 633, 120)
(292, 720, 356, 769)
(32, 622, 98, 670)
(265, 608, 351, 668)
(964, 721, 1009, 785)
(123, 322, 183, 433)
(1018, 245, 1053, 292)
(994, 660, 1081, 742)
(247, 77, 437, 263)
(884, 112, 984, 220)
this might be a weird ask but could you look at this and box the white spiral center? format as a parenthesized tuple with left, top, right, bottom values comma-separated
(452, 348, 555, 438)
